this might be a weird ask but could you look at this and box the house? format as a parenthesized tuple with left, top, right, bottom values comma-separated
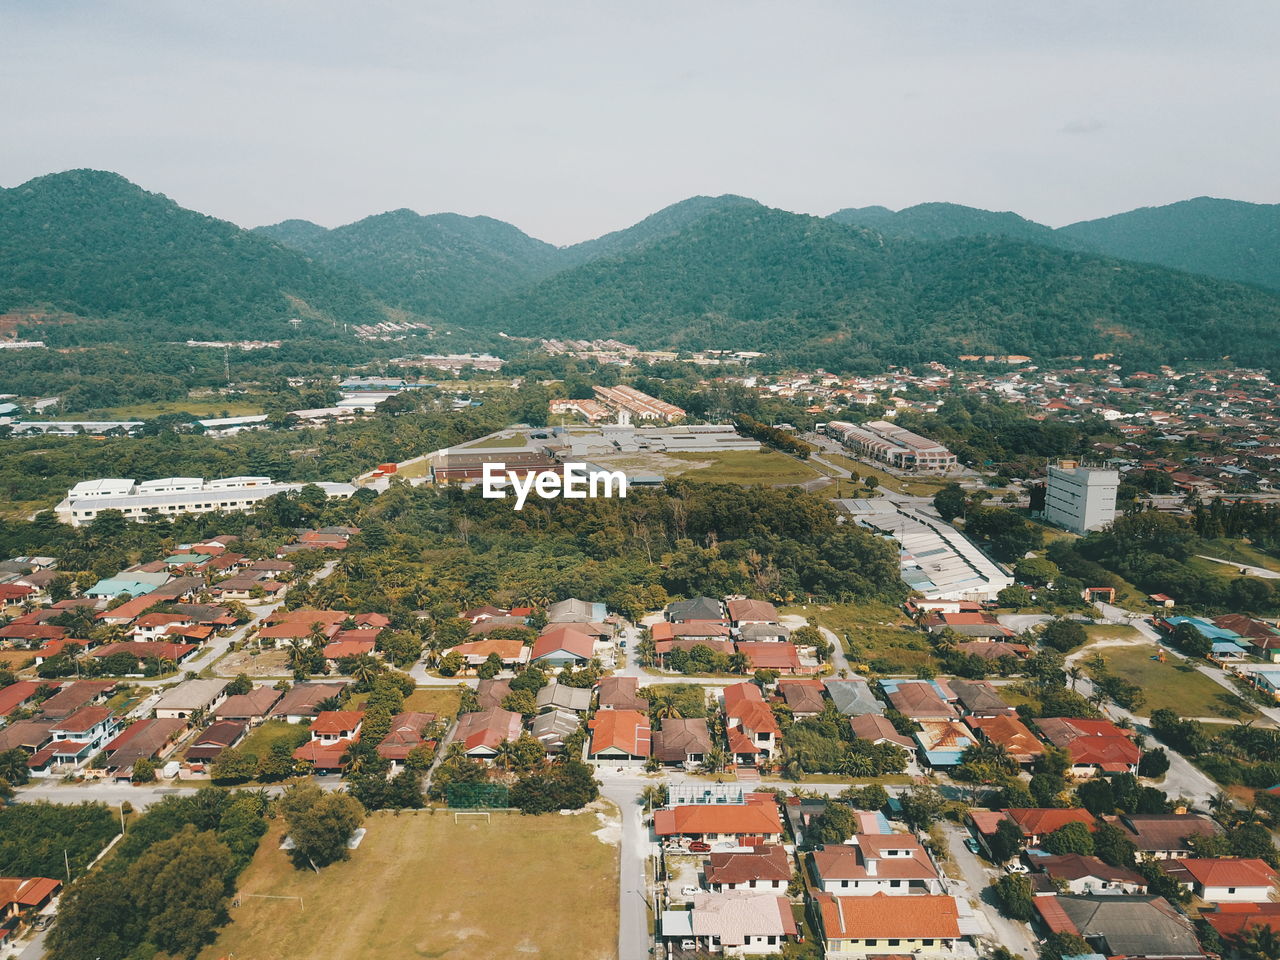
(546, 598, 607, 623)
(185, 720, 248, 762)
(375, 712, 437, 769)
(1027, 853, 1148, 895)
(735, 642, 803, 674)
(0, 718, 53, 753)
(449, 708, 523, 757)
(152, 677, 229, 720)
(587, 709, 651, 762)
(1113, 813, 1221, 860)
(460, 604, 506, 623)
(531, 709, 581, 753)
(810, 834, 943, 895)
(666, 597, 726, 623)
(812, 892, 965, 959)
(823, 679, 884, 717)
(654, 794, 784, 844)
(723, 683, 781, 763)
(849, 714, 916, 761)
(30, 680, 114, 719)
(1039, 894, 1206, 960)
(949, 679, 1015, 718)
(597, 675, 645, 710)
(1165, 858, 1279, 902)
(91, 641, 198, 671)
(738, 623, 791, 643)
(129, 612, 195, 640)
(1003, 808, 1096, 847)
(965, 715, 1045, 765)
(651, 621, 733, 642)
(535, 682, 593, 713)
(0, 680, 58, 717)
(1036, 717, 1141, 776)
(880, 679, 957, 720)
(651, 718, 713, 767)
(705, 845, 791, 892)
(1200, 902, 1280, 944)
(530, 626, 595, 666)
(914, 719, 977, 768)
(0, 876, 60, 945)
(27, 705, 122, 776)
(292, 710, 364, 773)
(776, 679, 825, 717)
(212, 685, 282, 723)
(726, 598, 780, 627)
(102, 717, 187, 774)
(661, 892, 796, 956)
(451, 637, 530, 669)
(475, 678, 512, 710)
(467, 616, 531, 636)
(268, 681, 349, 722)
(323, 637, 378, 661)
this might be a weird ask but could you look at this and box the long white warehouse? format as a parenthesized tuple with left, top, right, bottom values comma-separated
(55, 476, 356, 526)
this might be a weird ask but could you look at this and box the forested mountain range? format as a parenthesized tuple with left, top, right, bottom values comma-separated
(2, 168, 1278, 368)
(0, 170, 386, 343)
(254, 209, 561, 318)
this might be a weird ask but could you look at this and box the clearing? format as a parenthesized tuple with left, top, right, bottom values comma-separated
(217, 648, 291, 678)
(227, 719, 311, 761)
(348, 686, 463, 719)
(203, 805, 620, 960)
(662, 449, 823, 485)
(785, 601, 940, 676)
(1081, 642, 1260, 721)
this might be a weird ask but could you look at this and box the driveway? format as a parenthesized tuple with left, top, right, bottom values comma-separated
(938, 820, 1039, 959)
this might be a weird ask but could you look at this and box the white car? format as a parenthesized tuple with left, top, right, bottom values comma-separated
(1006, 862, 1030, 874)
(680, 885, 701, 897)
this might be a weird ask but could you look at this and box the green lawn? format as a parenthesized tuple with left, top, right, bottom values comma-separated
(460, 432, 532, 449)
(827, 457, 951, 497)
(785, 601, 940, 676)
(1200, 538, 1280, 574)
(665, 449, 824, 485)
(59, 397, 264, 420)
(1083, 624, 1143, 642)
(1084, 644, 1260, 721)
(227, 719, 311, 760)
(348, 686, 462, 719)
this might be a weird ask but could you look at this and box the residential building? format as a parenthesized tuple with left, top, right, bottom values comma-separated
(587, 709, 651, 762)
(812, 892, 966, 959)
(449, 708, 523, 758)
(597, 676, 645, 711)
(824, 679, 884, 717)
(810, 834, 943, 895)
(1038, 894, 1205, 960)
(268, 681, 349, 722)
(152, 677, 229, 720)
(651, 718, 713, 767)
(1165, 858, 1279, 902)
(654, 795, 784, 844)
(660, 892, 796, 956)
(530, 709, 581, 753)
(530, 626, 595, 666)
(705, 846, 791, 893)
(212, 686, 282, 723)
(535, 682, 593, 714)
(724, 683, 781, 763)
(1027, 853, 1148, 896)
(849, 714, 916, 761)
(186, 720, 248, 762)
(1036, 717, 1141, 776)
(965, 715, 1045, 765)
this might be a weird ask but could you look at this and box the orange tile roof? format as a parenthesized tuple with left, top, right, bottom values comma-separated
(1005, 807, 1095, 838)
(452, 637, 529, 661)
(815, 892, 961, 939)
(654, 799, 783, 838)
(310, 710, 363, 736)
(1177, 858, 1278, 889)
(588, 709, 651, 757)
(322, 639, 377, 659)
(531, 626, 595, 661)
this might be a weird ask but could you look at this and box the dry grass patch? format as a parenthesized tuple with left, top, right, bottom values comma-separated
(203, 805, 620, 960)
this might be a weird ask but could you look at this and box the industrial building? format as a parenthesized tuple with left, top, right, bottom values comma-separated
(825, 420, 957, 472)
(592, 385, 686, 423)
(55, 476, 355, 526)
(837, 499, 1013, 602)
(1043, 460, 1119, 533)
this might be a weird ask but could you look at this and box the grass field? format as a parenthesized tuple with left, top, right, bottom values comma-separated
(203, 806, 620, 960)
(228, 719, 311, 761)
(1200, 538, 1280, 574)
(665, 449, 823, 485)
(1083, 624, 1143, 642)
(1084, 644, 1259, 720)
(785, 601, 940, 675)
(0, 650, 34, 671)
(348, 686, 463, 719)
(460, 432, 532, 449)
(66, 397, 264, 420)
(827, 457, 951, 497)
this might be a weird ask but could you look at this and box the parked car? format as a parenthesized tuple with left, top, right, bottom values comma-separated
(963, 837, 981, 854)
(680, 885, 701, 897)
(1006, 862, 1030, 874)
(688, 841, 711, 852)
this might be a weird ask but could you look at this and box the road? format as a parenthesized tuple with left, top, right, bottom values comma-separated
(602, 779, 654, 960)
(939, 820, 1039, 959)
(1197, 555, 1280, 580)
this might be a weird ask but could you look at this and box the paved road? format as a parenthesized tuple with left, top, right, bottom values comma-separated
(939, 821, 1039, 959)
(1197, 555, 1280, 580)
(602, 780, 653, 960)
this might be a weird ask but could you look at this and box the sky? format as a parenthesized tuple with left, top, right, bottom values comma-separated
(2, 1, 1278, 246)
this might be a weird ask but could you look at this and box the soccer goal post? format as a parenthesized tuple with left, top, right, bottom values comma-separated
(453, 811, 491, 824)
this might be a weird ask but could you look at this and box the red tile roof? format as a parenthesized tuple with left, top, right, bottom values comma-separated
(815, 892, 961, 940)
(1005, 807, 1096, 838)
(654, 798, 783, 838)
(1202, 903, 1280, 940)
(1174, 858, 1278, 890)
(735, 642, 801, 671)
(531, 626, 595, 662)
(310, 710, 363, 736)
(588, 709, 651, 757)
(704, 845, 792, 885)
(322, 639, 377, 660)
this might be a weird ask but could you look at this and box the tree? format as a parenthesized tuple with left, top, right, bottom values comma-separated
(1042, 821, 1095, 856)
(1138, 748, 1170, 778)
(225, 673, 253, 697)
(0, 747, 32, 786)
(1014, 557, 1061, 587)
(1092, 821, 1138, 867)
(1170, 621, 1212, 658)
(899, 784, 946, 831)
(281, 784, 365, 870)
(808, 802, 858, 845)
(438, 651, 464, 677)
(125, 825, 236, 958)
(1040, 618, 1087, 653)
(987, 817, 1026, 863)
(477, 652, 504, 680)
(131, 757, 157, 783)
(1041, 932, 1092, 960)
(211, 747, 260, 785)
(998, 585, 1034, 609)
(1077, 778, 1115, 816)
(994, 873, 1035, 921)
(1239, 924, 1280, 960)
(934, 484, 967, 522)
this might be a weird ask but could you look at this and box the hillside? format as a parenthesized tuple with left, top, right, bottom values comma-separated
(557, 194, 762, 266)
(0, 170, 387, 342)
(473, 203, 1280, 370)
(829, 201, 1089, 250)
(255, 209, 560, 318)
(1058, 197, 1280, 291)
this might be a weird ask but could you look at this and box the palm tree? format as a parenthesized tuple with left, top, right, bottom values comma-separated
(728, 652, 750, 674)
(1239, 924, 1280, 960)
(652, 697, 682, 721)
(639, 785, 666, 812)
(1066, 666, 1083, 691)
(493, 740, 519, 772)
(700, 747, 726, 775)
(840, 752, 878, 778)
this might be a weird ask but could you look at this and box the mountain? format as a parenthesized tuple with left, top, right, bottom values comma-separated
(0, 170, 386, 342)
(473, 203, 1280, 370)
(255, 209, 560, 318)
(829, 201, 1089, 250)
(558, 194, 762, 266)
(1058, 197, 1280, 291)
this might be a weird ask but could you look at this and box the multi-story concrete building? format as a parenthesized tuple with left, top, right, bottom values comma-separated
(55, 476, 355, 526)
(825, 420, 957, 472)
(1043, 461, 1118, 533)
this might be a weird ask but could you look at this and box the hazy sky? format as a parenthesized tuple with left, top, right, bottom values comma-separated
(3, 1, 1277, 245)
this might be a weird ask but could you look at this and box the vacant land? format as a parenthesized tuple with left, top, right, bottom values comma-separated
(460, 432, 532, 449)
(665, 449, 822, 485)
(218, 648, 292, 677)
(348, 686, 463, 719)
(60, 397, 264, 420)
(825, 456, 951, 498)
(227, 719, 311, 761)
(203, 806, 620, 960)
(0, 650, 34, 671)
(1085, 644, 1259, 721)
(786, 600, 939, 675)
(1200, 538, 1280, 574)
